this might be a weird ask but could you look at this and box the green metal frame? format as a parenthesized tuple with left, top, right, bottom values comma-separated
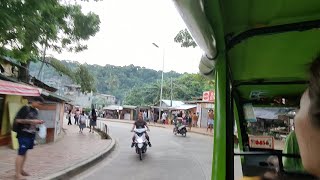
(213, 55, 227, 180)
(173, 0, 320, 179)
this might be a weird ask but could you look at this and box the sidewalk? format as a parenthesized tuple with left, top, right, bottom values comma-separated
(0, 120, 114, 180)
(99, 118, 214, 137)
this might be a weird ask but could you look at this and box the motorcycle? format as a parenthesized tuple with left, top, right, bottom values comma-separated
(133, 128, 148, 160)
(173, 124, 187, 137)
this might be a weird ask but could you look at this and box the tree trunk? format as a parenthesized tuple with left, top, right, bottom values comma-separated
(19, 61, 30, 83)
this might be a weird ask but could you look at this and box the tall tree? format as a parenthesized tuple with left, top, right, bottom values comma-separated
(74, 64, 96, 93)
(124, 73, 214, 106)
(174, 28, 197, 48)
(29, 60, 182, 101)
(0, 0, 100, 82)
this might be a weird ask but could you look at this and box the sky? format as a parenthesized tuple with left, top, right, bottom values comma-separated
(49, 0, 202, 73)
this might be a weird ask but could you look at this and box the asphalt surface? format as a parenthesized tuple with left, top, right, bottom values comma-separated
(72, 121, 215, 180)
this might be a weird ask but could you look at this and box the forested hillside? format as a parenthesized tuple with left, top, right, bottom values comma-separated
(29, 60, 182, 100)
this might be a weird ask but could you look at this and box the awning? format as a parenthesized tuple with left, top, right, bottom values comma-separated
(169, 104, 197, 110)
(0, 80, 41, 96)
(103, 105, 123, 111)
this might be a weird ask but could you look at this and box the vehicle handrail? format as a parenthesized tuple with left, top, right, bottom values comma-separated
(234, 151, 301, 158)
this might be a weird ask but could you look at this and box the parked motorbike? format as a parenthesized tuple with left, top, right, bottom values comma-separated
(133, 128, 148, 160)
(173, 124, 187, 137)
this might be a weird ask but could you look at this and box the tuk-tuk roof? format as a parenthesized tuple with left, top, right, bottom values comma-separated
(173, 1, 320, 179)
(174, 0, 320, 99)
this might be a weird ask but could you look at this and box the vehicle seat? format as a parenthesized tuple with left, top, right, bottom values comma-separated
(283, 131, 304, 172)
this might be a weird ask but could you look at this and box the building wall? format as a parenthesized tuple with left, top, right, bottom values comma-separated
(1, 95, 25, 135)
(55, 102, 65, 142)
(0, 95, 27, 148)
(197, 102, 214, 128)
(37, 103, 57, 144)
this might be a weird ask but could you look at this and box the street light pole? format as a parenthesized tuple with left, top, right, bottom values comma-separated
(152, 43, 164, 123)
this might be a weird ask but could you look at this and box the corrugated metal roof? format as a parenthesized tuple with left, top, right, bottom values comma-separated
(103, 105, 123, 110)
(162, 99, 184, 107)
(122, 105, 137, 109)
(170, 104, 197, 110)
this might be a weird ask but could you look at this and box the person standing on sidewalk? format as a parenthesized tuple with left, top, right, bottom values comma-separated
(149, 110, 154, 124)
(161, 112, 167, 124)
(74, 108, 80, 125)
(67, 110, 72, 125)
(13, 97, 45, 180)
(187, 113, 192, 131)
(207, 109, 214, 133)
(143, 111, 147, 121)
(153, 111, 158, 124)
(192, 112, 199, 128)
(89, 108, 97, 133)
(79, 111, 86, 133)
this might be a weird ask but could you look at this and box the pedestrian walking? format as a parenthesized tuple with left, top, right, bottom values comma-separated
(12, 96, 45, 180)
(89, 108, 97, 133)
(143, 110, 148, 122)
(74, 108, 80, 125)
(67, 110, 72, 125)
(149, 111, 154, 124)
(79, 111, 86, 133)
(187, 113, 192, 131)
(153, 112, 158, 124)
(161, 112, 167, 124)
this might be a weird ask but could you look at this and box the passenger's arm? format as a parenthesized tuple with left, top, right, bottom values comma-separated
(16, 119, 44, 125)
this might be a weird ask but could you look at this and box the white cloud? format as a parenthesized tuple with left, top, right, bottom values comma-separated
(49, 0, 202, 73)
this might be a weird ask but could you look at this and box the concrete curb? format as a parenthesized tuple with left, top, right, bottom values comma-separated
(104, 119, 213, 137)
(189, 131, 213, 137)
(42, 137, 116, 180)
(102, 119, 166, 129)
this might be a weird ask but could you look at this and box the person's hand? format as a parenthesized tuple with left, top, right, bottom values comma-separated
(34, 120, 44, 124)
(131, 130, 134, 132)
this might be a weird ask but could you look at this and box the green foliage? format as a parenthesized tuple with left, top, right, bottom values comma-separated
(124, 73, 214, 106)
(74, 64, 96, 93)
(174, 28, 197, 48)
(29, 60, 182, 102)
(0, 0, 100, 81)
(30, 59, 212, 105)
(49, 57, 76, 81)
(30, 60, 94, 93)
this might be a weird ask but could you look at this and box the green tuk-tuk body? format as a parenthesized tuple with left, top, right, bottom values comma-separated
(173, 0, 320, 179)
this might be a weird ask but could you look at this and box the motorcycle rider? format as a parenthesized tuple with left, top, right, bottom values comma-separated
(173, 114, 182, 132)
(131, 112, 152, 147)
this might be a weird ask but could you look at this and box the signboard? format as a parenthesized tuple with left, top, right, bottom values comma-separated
(249, 136, 274, 149)
(243, 103, 257, 122)
(202, 91, 214, 101)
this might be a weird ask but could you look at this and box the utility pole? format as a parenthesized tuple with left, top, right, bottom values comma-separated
(170, 77, 173, 107)
(152, 43, 165, 123)
(37, 36, 48, 81)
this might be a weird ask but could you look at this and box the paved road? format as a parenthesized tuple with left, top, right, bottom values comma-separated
(72, 121, 214, 180)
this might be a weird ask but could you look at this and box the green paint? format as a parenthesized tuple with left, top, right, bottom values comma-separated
(234, 101, 244, 163)
(191, 1, 320, 179)
(208, 0, 320, 35)
(229, 30, 320, 83)
(237, 84, 307, 100)
(213, 55, 227, 180)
